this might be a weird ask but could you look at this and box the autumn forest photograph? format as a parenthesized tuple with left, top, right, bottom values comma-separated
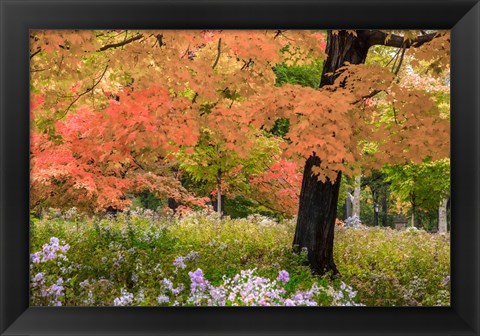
(29, 30, 450, 307)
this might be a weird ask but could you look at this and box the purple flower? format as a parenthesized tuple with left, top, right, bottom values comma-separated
(172, 284, 184, 295)
(33, 272, 44, 282)
(173, 256, 186, 269)
(43, 252, 56, 262)
(186, 251, 200, 261)
(254, 277, 265, 285)
(189, 269, 209, 292)
(294, 293, 303, 301)
(277, 270, 289, 284)
(284, 299, 296, 306)
(189, 269, 204, 281)
(60, 244, 70, 253)
(32, 237, 70, 264)
(157, 295, 170, 304)
(162, 278, 173, 291)
(79, 279, 90, 288)
(31, 252, 41, 263)
(113, 289, 134, 306)
(49, 279, 65, 301)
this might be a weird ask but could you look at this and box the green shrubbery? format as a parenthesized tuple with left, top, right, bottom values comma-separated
(30, 209, 450, 307)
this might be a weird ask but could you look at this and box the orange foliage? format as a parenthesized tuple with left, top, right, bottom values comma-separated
(30, 30, 450, 212)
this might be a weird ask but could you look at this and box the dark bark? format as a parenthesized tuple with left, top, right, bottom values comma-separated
(167, 197, 179, 211)
(360, 30, 439, 49)
(294, 155, 342, 275)
(294, 30, 370, 275)
(97, 33, 143, 52)
(320, 31, 370, 87)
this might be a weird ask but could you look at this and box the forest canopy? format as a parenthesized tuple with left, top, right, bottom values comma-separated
(30, 30, 449, 219)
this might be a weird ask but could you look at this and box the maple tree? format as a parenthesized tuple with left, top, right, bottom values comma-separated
(30, 30, 323, 213)
(175, 127, 284, 213)
(30, 29, 449, 275)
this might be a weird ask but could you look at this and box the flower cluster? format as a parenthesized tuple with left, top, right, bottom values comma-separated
(186, 269, 323, 306)
(327, 281, 365, 306)
(173, 251, 200, 270)
(30, 237, 70, 264)
(277, 270, 290, 284)
(30, 237, 71, 306)
(155, 277, 185, 305)
(32, 276, 65, 306)
(222, 269, 287, 306)
(187, 268, 220, 305)
(113, 289, 134, 306)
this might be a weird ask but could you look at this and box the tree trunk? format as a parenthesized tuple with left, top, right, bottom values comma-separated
(345, 188, 353, 219)
(381, 190, 388, 227)
(293, 154, 341, 275)
(216, 171, 222, 214)
(352, 175, 361, 218)
(410, 193, 416, 227)
(294, 31, 370, 275)
(438, 197, 448, 233)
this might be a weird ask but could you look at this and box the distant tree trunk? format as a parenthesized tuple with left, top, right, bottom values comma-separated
(167, 197, 179, 211)
(410, 193, 416, 227)
(294, 31, 369, 275)
(345, 188, 353, 219)
(381, 190, 389, 227)
(352, 175, 361, 218)
(438, 197, 448, 233)
(216, 170, 222, 214)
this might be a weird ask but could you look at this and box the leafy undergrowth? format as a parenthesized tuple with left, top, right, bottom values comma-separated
(30, 209, 450, 307)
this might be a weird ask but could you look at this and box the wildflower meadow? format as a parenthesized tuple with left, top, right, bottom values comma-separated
(30, 208, 450, 307)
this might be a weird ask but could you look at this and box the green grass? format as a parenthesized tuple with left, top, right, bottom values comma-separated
(30, 209, 450, 307)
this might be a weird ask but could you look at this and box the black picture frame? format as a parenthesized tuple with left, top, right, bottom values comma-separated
(1, 0, 479, 335)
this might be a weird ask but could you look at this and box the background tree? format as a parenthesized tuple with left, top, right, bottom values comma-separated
(175, 128, 282, 214)
(383, 158, 450, 229)
(30, 30, 324, 212)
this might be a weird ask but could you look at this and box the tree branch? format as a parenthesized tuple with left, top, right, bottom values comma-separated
(30, 48, 42, 60)
(97, 33, 143, 52)
(393, 44, 406, 76)
(351, 31, 439, 104)
(60, 64, 109, 118)
(363, 30, 439, 49)
(212, 38, 222, 69)
(131, 155, 146, 171)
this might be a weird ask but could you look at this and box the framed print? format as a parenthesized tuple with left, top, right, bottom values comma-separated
(1, 0, 479, 335)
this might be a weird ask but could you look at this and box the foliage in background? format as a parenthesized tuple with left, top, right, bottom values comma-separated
(383, 158, 450, 213)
